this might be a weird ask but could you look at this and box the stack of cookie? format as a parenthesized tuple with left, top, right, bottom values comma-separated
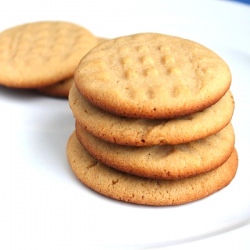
(67, 33, 238, 206)
(0, 21, 103, 98)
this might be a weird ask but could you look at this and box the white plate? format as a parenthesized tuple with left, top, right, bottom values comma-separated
(1, 0, 250, 249)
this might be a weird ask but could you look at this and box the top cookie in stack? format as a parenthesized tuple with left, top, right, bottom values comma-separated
(74, 33, 231, 119)
(67, 33, 237, 206)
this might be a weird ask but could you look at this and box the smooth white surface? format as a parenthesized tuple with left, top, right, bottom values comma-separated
(1, 0, 250, 249)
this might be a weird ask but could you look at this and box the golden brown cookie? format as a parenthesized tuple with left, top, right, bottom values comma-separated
(0, 21, 98, 88)
(75, 123, 235, 179)
(66, 132, 238, 206)
(35, 37, 108, 98)
(37, 77, 74, 98)
(74, 33, 231, 119)
(69, 84, 234, 145)
(98, 37, 108, 44)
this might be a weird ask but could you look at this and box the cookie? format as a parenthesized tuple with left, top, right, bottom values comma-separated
(75, 122, 235, 179)
(74, 33, 231, 119)
(36, 37, 108, 98)
(0, 21, 98, 88)
(69, 84, 234, 146)
(37, 77, 74, 98)
(98, 37, 108, 44)
(67, 132, 238, 206)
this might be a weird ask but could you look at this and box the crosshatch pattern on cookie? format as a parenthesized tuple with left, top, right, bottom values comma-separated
(0, 21, 98, 87)
(82, 42, 197, 97)
(119, 43, 203, 98)
(75, 33, 231, 119)
(0, 22, 94, 62)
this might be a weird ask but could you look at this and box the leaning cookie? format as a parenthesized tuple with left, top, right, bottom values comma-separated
(69, 85, 234, 145)
(67, 132, 238, 206)
(0, 21, 99, 88)
(75, 123, 235, 179)
(36, 77, 74, 98)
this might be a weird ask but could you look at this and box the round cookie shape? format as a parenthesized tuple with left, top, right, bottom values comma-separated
(69, 85, 234, 146)
(67, 132, 238, 206)
(75, 33, 231, 119)
(0, 21, 99, 88)
(75, 123, 235, 179)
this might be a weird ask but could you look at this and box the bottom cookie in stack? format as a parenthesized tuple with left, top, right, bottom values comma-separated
(67, 132, 238, 206)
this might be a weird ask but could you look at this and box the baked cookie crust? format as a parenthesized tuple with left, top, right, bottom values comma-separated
(67, 132, 238, 206)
